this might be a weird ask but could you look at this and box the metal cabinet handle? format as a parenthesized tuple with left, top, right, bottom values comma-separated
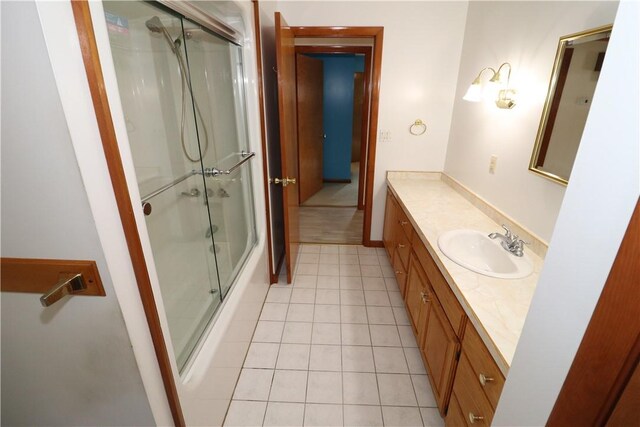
(398, 244, 406, 249)
(479, 373, 494, 386)
(395, 270, 404, 275)
(468, 412, 484, 424)
(40, 273, 86, 307)
(399, 220, 409, 226)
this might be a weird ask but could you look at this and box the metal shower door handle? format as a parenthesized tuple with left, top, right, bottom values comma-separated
(40, 273, 87, 307)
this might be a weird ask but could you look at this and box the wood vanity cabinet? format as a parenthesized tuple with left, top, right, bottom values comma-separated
(384, 187, 505, 422)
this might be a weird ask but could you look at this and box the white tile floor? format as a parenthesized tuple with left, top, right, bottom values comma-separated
(224, 244, 444, 427)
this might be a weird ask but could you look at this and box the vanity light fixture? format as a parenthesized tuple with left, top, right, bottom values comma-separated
(463, 62, 517, 109)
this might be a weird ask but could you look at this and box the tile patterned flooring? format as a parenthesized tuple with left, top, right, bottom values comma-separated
(224, 244, 444, 427)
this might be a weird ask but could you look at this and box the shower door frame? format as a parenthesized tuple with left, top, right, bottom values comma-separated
(70, 2, 184, 425)
(69, 2, 255, 425)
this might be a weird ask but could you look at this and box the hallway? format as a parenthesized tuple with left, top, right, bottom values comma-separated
(224, 244, 442, 427)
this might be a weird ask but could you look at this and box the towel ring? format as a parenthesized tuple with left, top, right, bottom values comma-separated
(409, 119, 427, 136)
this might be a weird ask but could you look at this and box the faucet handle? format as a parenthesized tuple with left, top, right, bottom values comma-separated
(501, 224, 512, 239)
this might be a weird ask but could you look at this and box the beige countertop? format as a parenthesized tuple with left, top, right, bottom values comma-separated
(386, 171, 544, 375)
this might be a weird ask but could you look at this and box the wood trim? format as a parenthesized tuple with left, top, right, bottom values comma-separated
(323, 178, 352, 184)
(358, 48, 372, 212)
(536, 47, 574, 167)
(295, 46, 372, 55)
(0, 258, 106, 297)
(364, 29, 384, 247)
(294, 45, 372, 212)
(548, 199, 640, 426)
(70, 2, 185, 426)
(290, 27, 384, 247)
(251, 0, 278, 284)
(292, 26, 384, 37)
(368, 240, 384, 248)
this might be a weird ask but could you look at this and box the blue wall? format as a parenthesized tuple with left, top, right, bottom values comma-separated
(308, 54, 365, 180)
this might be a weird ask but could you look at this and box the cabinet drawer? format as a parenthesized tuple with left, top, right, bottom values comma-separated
(453, 352, 495, 427)
(414, 236, 466, 337)
(462, 323, 505, 410)
(392, 249, 408, 296)
(396, 227, 412, 270)
(445, 392, 467, 427)
(397, 206, 412, 240)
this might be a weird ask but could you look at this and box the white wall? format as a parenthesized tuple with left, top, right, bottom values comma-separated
(444, 1, 618, 242)
(270, 0, 469, 241)
(0, 2, 155, 425)
(493, 1, 638, 424)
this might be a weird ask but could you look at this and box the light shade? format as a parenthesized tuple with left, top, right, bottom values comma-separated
(463, 78, 482, 102)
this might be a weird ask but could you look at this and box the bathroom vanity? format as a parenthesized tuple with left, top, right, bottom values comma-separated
(383, 172, 544, 426)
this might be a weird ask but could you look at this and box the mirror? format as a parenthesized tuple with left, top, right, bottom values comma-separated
(530, 25, 612, 185)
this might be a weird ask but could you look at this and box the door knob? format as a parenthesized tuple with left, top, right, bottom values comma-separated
(272, 177, 296, 187)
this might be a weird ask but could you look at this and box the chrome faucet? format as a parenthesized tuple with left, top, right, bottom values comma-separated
(489, 224, 527, 257)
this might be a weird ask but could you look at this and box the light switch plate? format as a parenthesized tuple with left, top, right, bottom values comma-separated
(489, 155, 497, 174)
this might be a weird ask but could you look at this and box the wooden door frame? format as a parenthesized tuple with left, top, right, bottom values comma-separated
(291, 27, 384, 247)
(548, 199, 640, 425)
(294, 45, 372, 213)
(71, 2, 185, 425)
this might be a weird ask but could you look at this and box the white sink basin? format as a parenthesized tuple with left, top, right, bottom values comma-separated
(437, 229, 533, 279)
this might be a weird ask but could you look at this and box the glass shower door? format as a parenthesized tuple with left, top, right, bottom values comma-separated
(183, 19, 257, 298)
(103, 1, 222, 370)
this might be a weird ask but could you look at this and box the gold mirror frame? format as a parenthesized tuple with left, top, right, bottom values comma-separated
(529, 24, 613, 185)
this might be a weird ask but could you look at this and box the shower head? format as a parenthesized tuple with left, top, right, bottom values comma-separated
(145, 16, 164, 33)
(145, 16, 180, 54)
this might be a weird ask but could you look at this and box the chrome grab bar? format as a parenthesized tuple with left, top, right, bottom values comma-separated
(141, 170, 197, 204)
(139, 151, 255, 208)
(199, 151, 255, 178)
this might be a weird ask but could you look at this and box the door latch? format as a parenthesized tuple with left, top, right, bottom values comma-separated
(40, 273, 87, 307)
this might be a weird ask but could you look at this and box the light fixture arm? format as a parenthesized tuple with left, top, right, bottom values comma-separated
(472, 67, 497, 84)
(493, 62, 513, 87)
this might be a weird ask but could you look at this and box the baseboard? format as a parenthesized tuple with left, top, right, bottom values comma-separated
(323, 178, 352, 183)
(367, 240, 384, 248)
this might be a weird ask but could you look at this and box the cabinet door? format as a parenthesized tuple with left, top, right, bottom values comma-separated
(422, 295, 460, 416)
(405, 253, 429, 336)
(445, 392, 467, 427)
(383, 190, 398, 258)
(392, 248, 408, 296)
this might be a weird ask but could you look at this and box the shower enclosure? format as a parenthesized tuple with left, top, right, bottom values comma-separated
(103, 1, 256, 371)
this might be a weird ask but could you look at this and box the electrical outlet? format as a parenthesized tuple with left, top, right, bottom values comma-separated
(489, 155, 498, 174)
(379, 129, 391, 143)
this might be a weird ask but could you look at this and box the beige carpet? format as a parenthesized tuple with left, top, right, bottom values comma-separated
(302, 162, 359, 207)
